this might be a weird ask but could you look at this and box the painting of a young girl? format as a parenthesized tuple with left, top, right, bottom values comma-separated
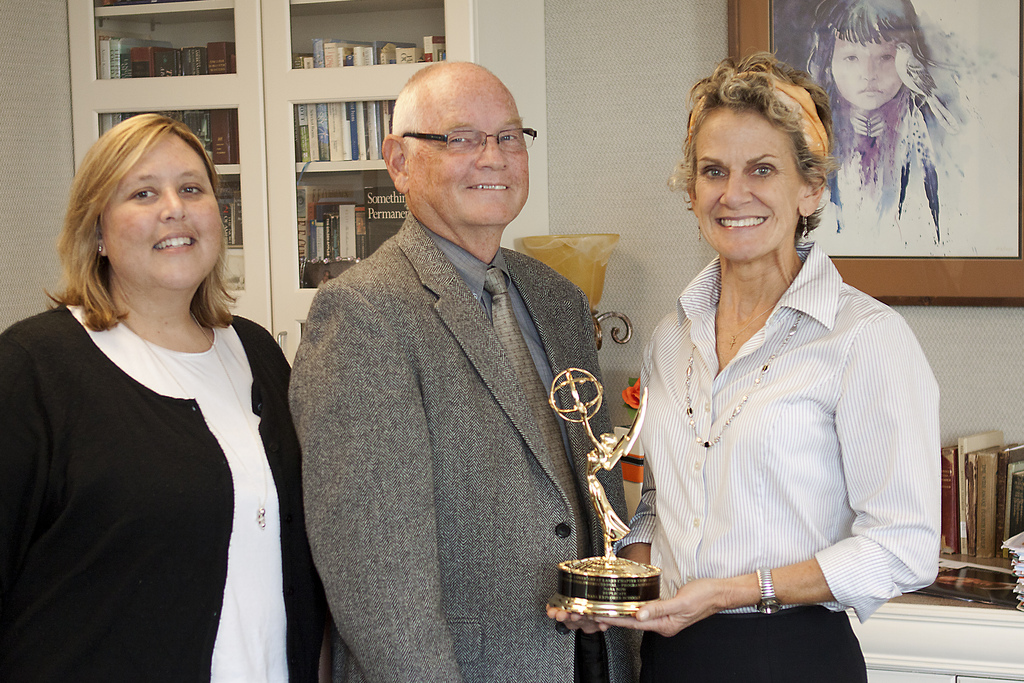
(774, 0, 1018, 257)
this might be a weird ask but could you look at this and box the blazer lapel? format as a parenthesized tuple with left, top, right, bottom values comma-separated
(396, 219, 552, 469)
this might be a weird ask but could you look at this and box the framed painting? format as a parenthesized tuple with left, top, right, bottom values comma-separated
(728, 0, 1023, 304)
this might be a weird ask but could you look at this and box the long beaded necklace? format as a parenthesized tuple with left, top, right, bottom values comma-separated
(684, 313, 803, 449)
(134, 317, 270, 529)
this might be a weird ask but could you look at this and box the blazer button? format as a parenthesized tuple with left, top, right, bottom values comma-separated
(555, 621, 571, 635)
(555, 522, 571, 538)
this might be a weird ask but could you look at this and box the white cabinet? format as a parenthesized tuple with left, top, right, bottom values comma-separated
(68, 0, 272, 327)
(70, 0, 548, 357)
(851, 601, 1024, 681)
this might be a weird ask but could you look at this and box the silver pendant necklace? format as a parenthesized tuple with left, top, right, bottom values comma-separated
(133, 317, 270, 529)
(684, 313, 802, 449)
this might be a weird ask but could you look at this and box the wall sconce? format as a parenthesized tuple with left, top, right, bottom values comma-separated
(519, 233, 632, 349)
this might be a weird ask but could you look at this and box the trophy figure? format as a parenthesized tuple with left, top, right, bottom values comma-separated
(546, 368, 660, 617)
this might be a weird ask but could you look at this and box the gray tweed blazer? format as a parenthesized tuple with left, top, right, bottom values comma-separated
(291, 218, 639, 683)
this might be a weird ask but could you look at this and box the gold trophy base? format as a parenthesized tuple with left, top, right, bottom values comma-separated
(548, 556, 661, 617)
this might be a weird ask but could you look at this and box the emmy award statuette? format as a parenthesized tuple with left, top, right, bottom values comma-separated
(546, 368, 660, 617)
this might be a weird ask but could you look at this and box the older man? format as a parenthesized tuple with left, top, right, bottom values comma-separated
(290, 62, 637, 682)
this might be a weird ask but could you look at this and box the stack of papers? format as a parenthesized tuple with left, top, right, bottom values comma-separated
(1001, 530, 1024, 612)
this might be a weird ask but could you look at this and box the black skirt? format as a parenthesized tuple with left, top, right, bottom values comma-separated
(638, 606, 867, 683)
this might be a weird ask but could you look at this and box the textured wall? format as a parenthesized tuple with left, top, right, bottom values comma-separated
(0, 0, 73, 331)
(544, 0, 1024, 445)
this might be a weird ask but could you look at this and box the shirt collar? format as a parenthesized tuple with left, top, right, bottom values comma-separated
(677, 242, 842, 331)
(423, 226, 509, 302)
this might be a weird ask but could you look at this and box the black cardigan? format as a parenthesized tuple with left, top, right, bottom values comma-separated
(0, 308, 325, 682)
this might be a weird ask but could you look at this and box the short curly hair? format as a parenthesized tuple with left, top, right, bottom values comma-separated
(669, 52, 838, 237)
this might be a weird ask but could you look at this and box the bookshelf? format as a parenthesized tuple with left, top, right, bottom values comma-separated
(70, 0, 548, 356)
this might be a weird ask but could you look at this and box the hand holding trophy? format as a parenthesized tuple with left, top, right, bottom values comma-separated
(546, 368, 660, 617)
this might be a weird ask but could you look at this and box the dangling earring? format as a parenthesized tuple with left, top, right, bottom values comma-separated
(800, 215, 809, 240)
(696, 225, 702, 241)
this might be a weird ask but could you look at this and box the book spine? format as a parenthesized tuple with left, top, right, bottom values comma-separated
(312, 38, 325, 68)
(296, 186, 308, 260)
(965, 455, 978, 556)
(339, 204, 356, 259)
(206, 41, 235, 74)
(355, 101, 367, 161)
(306, 104, 320, 162)
(366, 101, 381, 161)
(328, 102, 344, 162)
(99, 37, 111, 79)
(976, 452, 998, 558)
(316, 104, 330, 160)
(354, 205, 367, 259)
(296, 105, 309, 162)
(1008, 471, 1024, 539)
(347, 102, 358, 161)
(940, 446, 959, 554)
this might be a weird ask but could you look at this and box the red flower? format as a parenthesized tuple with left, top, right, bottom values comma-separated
(622, 377, 641, 411)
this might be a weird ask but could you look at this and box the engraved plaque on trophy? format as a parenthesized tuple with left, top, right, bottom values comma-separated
(546, 368, 660, 617)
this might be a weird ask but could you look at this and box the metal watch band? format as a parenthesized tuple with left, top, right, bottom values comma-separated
(756, 567, 782, 615)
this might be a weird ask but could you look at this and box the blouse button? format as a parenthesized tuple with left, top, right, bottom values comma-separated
(693, 518, 701, 528)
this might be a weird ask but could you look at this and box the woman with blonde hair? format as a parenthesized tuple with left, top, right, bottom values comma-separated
(553, 53, 939, 682)
(0, 113, 325, 682)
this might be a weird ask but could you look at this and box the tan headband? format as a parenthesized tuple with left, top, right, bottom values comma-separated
(687, 73, 828, 157)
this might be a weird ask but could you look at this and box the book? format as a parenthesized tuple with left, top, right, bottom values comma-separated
(423, 35, 446, 62)
(182, 110, 212, 159)
(292, 53, 313, 69)
(218, 182, 243, 247)
(315, 103, 330, 160)
(327, 102, 346, 161)
(295, 104, 310, 162)
(374, 41, 417, 65)
(311, 38, 333, 68)
(99, 37, 112, 79)
(996, 445, 1024, 553)
(364, 175, 408, 256)
(130, 45, 175, 78)
(347, 102, 359, 161)
(181, 46, 208, 75)
(354, 205, 367, 259)
(154, 48, 180, 76)
(366, 101, 381, 161)
(296, 186, 308, 260)
(210, 108, 239, 165)
(354, 101, 368, 161)
(940, 445, 959, 554)
(206, 42, 235, 74)
(1006, 463, 1024, 541)
(304, 104, 320, 162)
(971, 448, 1000, 558)
(958, 431, 1003, 552)
(109, 37, 171, 79)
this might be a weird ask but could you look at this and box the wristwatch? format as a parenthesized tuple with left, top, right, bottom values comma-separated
(756, 567, 782, 615)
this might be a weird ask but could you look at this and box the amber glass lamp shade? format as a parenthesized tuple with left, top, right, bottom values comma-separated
(519, 234, 631, 348)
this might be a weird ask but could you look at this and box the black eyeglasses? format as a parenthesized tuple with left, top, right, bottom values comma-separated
(402, 128, 537, 154)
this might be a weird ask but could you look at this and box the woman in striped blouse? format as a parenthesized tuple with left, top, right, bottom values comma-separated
(598, 53, 940, 681)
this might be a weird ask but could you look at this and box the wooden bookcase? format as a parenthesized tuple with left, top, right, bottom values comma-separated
(69, 0, 549, 357)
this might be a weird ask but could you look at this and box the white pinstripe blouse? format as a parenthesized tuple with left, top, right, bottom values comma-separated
(620, 243, 940, 621)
